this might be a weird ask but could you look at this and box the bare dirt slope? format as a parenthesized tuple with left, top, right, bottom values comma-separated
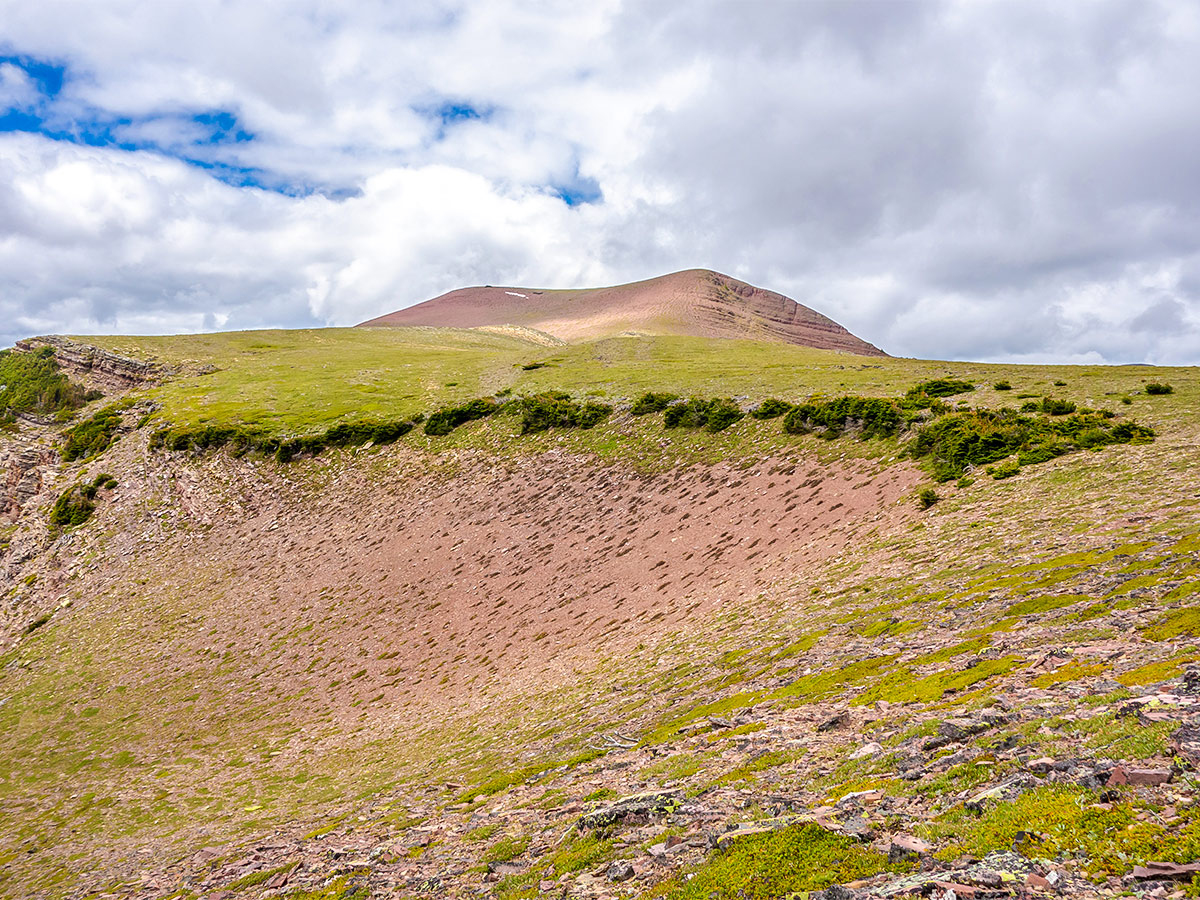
(357, 269, 887, 356)
(0, 428, 921, 896)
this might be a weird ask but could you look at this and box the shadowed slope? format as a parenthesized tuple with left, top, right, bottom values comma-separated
(358, 269, 887, 356)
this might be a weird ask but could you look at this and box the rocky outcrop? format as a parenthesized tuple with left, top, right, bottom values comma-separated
(15, 335, 159, 392)
(0, 438, 57, 522)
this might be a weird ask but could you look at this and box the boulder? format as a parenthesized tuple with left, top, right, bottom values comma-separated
(576, 790, 682, 829)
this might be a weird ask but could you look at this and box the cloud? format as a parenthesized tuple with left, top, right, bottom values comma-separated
(0, 61, 40, 110)
(0, 0, 1198, 363)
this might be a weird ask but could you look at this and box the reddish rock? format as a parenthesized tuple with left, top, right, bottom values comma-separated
(1130, 861, 1200, 880)
(1107, 766, 1172, 786)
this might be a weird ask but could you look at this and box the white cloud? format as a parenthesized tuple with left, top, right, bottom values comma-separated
(0, 0, 1198, 363)
(0, 62, 39, 110)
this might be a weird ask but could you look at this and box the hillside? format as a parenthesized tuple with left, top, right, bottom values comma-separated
(1, 327, 1199, 900)
(357, 269, 887, 356)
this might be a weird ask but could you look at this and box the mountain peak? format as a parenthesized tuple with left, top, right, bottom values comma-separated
(358, 269, 886, 356)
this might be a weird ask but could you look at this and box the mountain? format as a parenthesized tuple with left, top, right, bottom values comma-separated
(357, 268, 887, 356)
(1, 325, 1196, 900)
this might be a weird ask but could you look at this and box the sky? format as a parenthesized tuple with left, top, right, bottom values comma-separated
(2, 0, 1199, 364)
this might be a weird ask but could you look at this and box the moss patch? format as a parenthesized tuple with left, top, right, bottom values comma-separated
(653, 823, 899, 899)
(1030, 660, 1108, 688)
(1144, 607, 1200, 641)
(852, 656, 1021, 706)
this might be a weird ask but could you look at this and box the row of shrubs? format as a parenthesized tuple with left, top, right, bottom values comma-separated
(150, 418, 420, 462)
(145, 379, 1156, 483)
(148, 392, 615, 460)
(629, 386, 1154, 480)
(1, 347, 101, 424)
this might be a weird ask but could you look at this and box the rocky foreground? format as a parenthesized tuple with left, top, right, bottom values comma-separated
(133, 657, 1200, 900)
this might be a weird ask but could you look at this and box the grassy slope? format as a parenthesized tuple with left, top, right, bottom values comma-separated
(2, 327, 1199, 897)
(82, 328, 1197, 438)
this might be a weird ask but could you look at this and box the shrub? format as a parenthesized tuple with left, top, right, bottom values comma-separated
(517, 392, 612, 434)
(1145, 382, 1174, 395)
(631, 391, 679, 415)
(424, 398, 501, 436)
(918, 487, 939, 509)
(0, 348, 98, 417)
(907, 378, 975, 398)
(784, 396, 905, 439)
(1022, 397, 1076, 415)
(909, 407, 1151, 481)
(62, 407, 125, 461)
(49, 475, 114, 528)
(750, 398, 792, 419)
(993, 381, 1012, 390)
(987, 458, 1020, 479)
(664, 398, 744, 432)
(908, 410, 1026, 479)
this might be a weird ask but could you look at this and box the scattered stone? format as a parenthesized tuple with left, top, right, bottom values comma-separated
(1130, 862, 1200, 881)
(1028, 757, 1056, 774)
(1107, 766, 1172, 786)
(264, 870, 290, 889)
(607, 861, 635, 882)
(808, 886, 860, 900)
(840, 816, 874, 841)
(938, 718, 990, 742)
(848, 741, 884, 760)
(818, 711, 851, 732)
(1171, 724, 1200, 763)
(965, 776, 1035, 813)
(887, 834, 931, 864)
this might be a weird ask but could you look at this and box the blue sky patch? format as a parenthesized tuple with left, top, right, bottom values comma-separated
(549, 171, 602, 207)
(0, 52, 306, 194)
(417, 99, 496, 140)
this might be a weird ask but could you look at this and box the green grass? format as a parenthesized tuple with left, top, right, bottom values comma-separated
(926, 786, 1200, 879)
(652, 824, 900, 899)
(482, 834, 530, 865)
(1144, 607, 1200, 641)
(1117, 654, 1195, 686)
(852, 656, 1021, 706)
(78, 329, 1200, 450)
